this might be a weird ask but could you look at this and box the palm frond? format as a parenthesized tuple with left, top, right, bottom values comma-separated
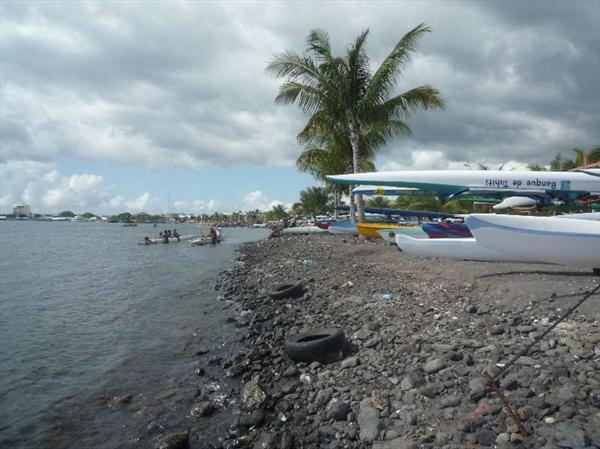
(363, 23, 431, 105)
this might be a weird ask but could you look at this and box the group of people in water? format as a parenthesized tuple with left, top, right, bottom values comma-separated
(143, 226, 222, 245)
(143, 229, 180, 244)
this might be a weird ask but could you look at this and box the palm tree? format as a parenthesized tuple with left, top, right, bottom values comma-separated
(290, 202, 304, 217)
(299, 186, 330, 219)
(270, 204, 288, 220)
(296, 142, 375, 217)
(366, 196, 392, 208)
(267, 24, 444, 222)
(529, 146, 600, 172)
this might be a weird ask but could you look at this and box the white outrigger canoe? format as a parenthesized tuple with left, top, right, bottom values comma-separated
(327, 169, 600, 205)
(395, 234, 526, 262)
(143, 234, 197, 244)
(377, 227, 427, 243)
(466, 214, 600, 268)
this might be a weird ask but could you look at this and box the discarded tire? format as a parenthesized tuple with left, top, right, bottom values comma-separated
(269, 281, 304, 300)
(285, 328, 346, 362)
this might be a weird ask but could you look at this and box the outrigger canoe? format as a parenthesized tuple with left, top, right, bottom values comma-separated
(357, 222, 422, 239)
(376, 228, 427, 243)
(328, 221, 358, 235)
(140, 234, 198, 244)
(466, 214, 600, 268)
(395, 234, 527, 262)
(422, 222, 472, 238)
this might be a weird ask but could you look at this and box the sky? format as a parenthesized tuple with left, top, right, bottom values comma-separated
(1, 0, 599, 214)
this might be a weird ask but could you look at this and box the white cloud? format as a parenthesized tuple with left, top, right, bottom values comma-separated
(172, 199, 222, 214)
(0, 160, 161, 214)
(1, 1, 597, 174)
(380, 150, 531, 171)
(241, 190, 286, 211)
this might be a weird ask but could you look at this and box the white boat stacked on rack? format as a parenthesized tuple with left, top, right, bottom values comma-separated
(395, 234, 526, 262)
(465, 214, 600, 268)
(281, 226, 326, 235)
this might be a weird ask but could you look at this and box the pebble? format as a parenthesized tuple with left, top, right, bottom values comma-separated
(423, 358, 447, 373)
(439, 395, 461, 408)
(340, 356, 359, 369)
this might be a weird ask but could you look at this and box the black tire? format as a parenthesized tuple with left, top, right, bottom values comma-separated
(268, 281, 304, 300)
(285, 328, 346, 362)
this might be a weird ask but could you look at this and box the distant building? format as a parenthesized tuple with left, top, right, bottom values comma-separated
(13, 204, 31, 217)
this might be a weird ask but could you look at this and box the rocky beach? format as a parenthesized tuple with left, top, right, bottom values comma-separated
(186, 233, 600, 449)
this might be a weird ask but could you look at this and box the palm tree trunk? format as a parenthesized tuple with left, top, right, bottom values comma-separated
(350, 120, 366, 222)
(333, 189, 340, 219)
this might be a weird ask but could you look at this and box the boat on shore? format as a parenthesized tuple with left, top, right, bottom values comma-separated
(376, 228, 427, 243)
(328, 221, 358, 235)
(466, 214, 600, 267)
(422, 222, 472, 238)
(395, 234, 529, 262)
(357, 222, 421, 239)
(281, 226, 326, 235)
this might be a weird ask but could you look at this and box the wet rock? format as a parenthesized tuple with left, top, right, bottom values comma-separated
(282, 366, 299, 377)
(239, 410, 265, 427)
(191, 401, 218, 417)
(240, 377, 267, 411)
(101, 394, 132, 407)
(253, 431, 277, 449)
(358, 398, 380, 442)
(227, 363, 247, 378)
(279, 432, 293, 449)
(195, 348, 210, 356)
(156, 431, 189, 449)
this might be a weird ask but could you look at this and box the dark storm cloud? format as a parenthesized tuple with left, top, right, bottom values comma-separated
(1, 0, 598, 170)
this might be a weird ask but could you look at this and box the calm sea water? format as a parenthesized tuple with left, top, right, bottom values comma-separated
(0, 221, 267, 448)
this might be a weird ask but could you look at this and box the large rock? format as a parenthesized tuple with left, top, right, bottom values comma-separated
(358, 398, 380, 442)
(240, 376, 267, 411)
(325, 397, 350, 421)
(156, 431, 189, 449)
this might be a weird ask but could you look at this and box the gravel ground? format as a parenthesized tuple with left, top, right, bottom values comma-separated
(183, 233, 599, 449)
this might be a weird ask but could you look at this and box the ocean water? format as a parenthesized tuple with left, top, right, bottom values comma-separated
(0, 221, 267, 448)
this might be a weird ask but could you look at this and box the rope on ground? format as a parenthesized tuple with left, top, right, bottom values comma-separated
(481, 282, 600, 438)
(490, 283, 600, 383)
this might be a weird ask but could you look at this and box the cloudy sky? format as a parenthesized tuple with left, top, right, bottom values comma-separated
(1, 0, 598, 214)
